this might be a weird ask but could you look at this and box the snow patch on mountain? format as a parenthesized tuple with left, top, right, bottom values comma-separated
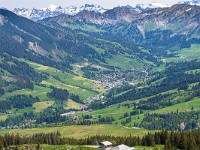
(136, 2, 169, 10)
(48, 4, 58, 11)
(178, 0, 200, 6)
(13, 4, 107, 21)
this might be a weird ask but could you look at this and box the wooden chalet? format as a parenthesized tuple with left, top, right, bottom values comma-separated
(99, 141, 112, 149)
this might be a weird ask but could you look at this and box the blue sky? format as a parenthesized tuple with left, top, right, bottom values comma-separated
(0, 0, 188, 10)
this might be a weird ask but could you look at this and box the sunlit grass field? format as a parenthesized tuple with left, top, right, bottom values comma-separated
(8, 124, 157, 139)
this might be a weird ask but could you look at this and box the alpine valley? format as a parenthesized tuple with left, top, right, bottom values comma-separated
(1, 1, 200, 149)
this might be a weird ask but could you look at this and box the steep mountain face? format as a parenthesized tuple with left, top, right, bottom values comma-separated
(110, 4, 200, 50)
(0, 9, 157, 69)
(0, 10, 79, 71)
(13, 4, 107, 21)
(73, 7, 139, 25)
(0, 9, 103, 70)
(69, 4, 200, 28)
(38, 7, 141, 26)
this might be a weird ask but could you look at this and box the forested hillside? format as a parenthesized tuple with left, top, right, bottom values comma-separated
(82, 60, 200, 130)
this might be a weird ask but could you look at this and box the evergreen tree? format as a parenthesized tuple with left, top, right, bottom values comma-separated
(187, 133, 198, 150)
(92, 137, 99, 145)
(0, 138, 4, 150)
(179, 133, 187, 150)
(36, 142, 41, 150)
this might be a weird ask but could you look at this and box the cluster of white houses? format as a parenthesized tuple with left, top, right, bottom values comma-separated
(99, 141, 135, 150)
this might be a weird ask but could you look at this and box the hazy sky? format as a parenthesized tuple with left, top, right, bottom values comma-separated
(0, 0, 187, 10)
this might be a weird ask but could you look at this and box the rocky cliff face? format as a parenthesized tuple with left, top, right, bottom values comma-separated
(71, 6, 142, 25)
(43, 4, 200, 29)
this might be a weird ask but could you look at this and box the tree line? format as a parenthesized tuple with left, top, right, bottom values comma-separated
(2, 129, 200, 149)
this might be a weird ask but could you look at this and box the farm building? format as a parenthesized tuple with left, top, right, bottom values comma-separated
(111, 144, 135, 150)
(99, 141, 112, 149)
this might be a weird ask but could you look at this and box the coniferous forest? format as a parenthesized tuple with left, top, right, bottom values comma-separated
(1, 129, 200, 150)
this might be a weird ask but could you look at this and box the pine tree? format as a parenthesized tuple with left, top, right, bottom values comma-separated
(56, 130, 61, 137)
(179, 133, 187, 150)
(92, 137, 99, 145)
(164, 136, 172, 150)
(154, 132, 160, 145)
(0, 139, 4, 150)
(36, 142, 40, 150)
(187, 133, 198, 150)
(174, 132, 180, 148)
(141, 136, 147, 146)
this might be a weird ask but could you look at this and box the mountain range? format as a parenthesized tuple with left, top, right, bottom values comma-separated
(38, 3, 200, 61)
(13, 1, 200, 21)
(13, 4, 107, 21)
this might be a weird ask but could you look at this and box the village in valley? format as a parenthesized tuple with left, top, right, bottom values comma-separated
(85, 66, 150, 104)
(92, 67, 149, 88)
(0, 65, 151, 129)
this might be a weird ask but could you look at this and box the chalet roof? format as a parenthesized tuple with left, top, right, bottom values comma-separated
(100, 141, 112, 146)
(111, 144, 135, 150)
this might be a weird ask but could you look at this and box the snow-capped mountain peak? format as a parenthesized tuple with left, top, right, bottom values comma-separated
(13, 1, 198, 22)
(136, 2, 169, 10)
(48, 4, 58, 11)
(13, 4, 107, 21)
(178, 0, 200, 6)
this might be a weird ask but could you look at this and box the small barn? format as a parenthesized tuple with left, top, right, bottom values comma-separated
(111, 144, 135, 150)
(99, 141, 112, 149)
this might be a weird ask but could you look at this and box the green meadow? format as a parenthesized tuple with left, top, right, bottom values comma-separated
(106, 55, 144, 69)
(9, 124, 156, 139)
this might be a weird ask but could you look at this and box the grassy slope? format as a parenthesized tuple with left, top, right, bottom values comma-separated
(166, 44, 200, 62)
(0, 58, 106, 119)
(151, 97, 200, 114)
(27, 61, 104, 100)
(0, 58, 105, 101)
(1, 85, 52, 101)
(64, 99, 82, 110)
(33, 101, 55, 112)
(8, 124, 156, 138)
(0, 113, 7, 121)
(77, 85, 200, 127)
(0, 129, 11, 135)
(106, 55, 144, 69)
